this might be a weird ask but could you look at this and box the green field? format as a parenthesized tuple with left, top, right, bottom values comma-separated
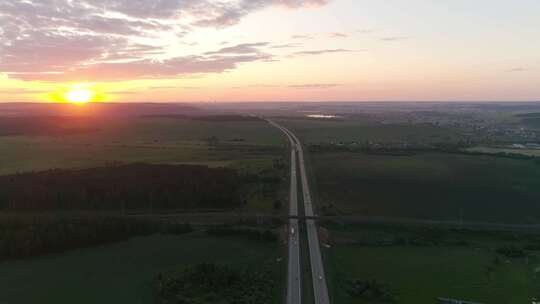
(325, 225, 540, 304)
(0, 117, 285, 175)
(311, 152, 540, 223)
(0, 232, 283, 304)
(276, 118, 462, 144)
(0, 117, 287, 213)
(522, 117, 540, 129)
(467, 146, 540, 157)
(328, 246, 537, 304)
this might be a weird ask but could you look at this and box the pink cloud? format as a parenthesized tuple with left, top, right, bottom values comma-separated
(0, 0, 330, 81)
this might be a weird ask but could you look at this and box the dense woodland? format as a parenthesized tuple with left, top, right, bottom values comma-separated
(0, 214, 281, 261)
(310, 142, 540, 160)
(0, 215, 192, 260)
(0, 163, 244, 211)
(346, 279, 397, 303)
(206, 226, 278, 242)
(0, 163, 284, 260)
(155, 263, 276, 304)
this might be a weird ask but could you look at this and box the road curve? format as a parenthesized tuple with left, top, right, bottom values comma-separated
(269, 119, 330, 304)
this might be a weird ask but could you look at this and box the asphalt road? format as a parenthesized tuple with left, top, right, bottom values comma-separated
(287, 148, 302, 304)
(270, 120, 302, 304)
(287, 126, 330, 304)
(269, 119, 330, 304)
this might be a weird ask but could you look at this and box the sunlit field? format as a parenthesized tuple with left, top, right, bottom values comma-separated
(0, 117, 285, 175)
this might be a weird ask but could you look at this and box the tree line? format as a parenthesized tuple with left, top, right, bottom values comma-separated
(155, 263, 276, 304)
(206, 226, 278, 242)
(0, 215, 192, 261)
(0, 163, 244, 211)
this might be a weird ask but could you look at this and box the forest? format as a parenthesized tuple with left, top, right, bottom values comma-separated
(206, 226, 278, 242)
(0, 163, 244, 211)
(0, 214, 192, 260)
(154, 263, 276, 304)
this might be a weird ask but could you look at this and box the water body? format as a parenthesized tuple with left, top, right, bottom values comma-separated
(306, 114, 339, 119)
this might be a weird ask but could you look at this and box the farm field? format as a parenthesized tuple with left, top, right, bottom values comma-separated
(311, 152, 540, 223)
(466, 146, 540, 157)
(517, 113, 540, 129)
(325, 225, 540, 304)
(0, 117, 288, 213)
(0, 232, 283, 304)
(275, 117, 463, 144)
(0, 117, 285, 175)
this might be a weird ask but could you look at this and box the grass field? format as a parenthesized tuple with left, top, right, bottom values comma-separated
(0, 117, 287, 212)
(0, 117, 285, 175)
(328, 246, 537, 304)
(276, 118, 462, 144)
(522, 117, 540, 129)
(0, 232, 283, 304)
(325, 225, 540, 304)
(311, 151, 540, 223)
(467, 146, 540, 157)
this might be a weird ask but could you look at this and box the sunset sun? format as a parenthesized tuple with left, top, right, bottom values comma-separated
(65, 89, 94, 104)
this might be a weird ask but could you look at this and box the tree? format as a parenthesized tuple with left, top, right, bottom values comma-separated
(273, 200, 282, 211)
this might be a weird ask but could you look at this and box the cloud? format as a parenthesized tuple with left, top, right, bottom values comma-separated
(291, 34, 315, 40)
(292, 49, 355, 56)
(0, 0, 330, 81)
(231, 84, 282, 89)
(379, 36, 411, 42)
(12, 54, 271, 82)
(356, 29, 375, 34)
(192, 0, 329, 28)
(0, 0, 175, 36)
(507, 67, 529, 72)
(0, 88, 50, 95)
(205, 42, 270, 55)
(288, 83, 341, 89)
(231, 82, 340, 89)
(105, 90, 140, 95)
(270, 43, 302, 49)
(329, 32, 348, 38)
(275, 0, 329, 8)
(0, 31, 128, 73)
(148, 86, 202, 90)
(107, 86, 202, 93)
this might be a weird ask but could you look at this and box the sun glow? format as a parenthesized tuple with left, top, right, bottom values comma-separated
(65, 88, 94, 104)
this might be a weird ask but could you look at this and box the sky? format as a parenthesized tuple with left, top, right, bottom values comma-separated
(0, 0, 539, 103)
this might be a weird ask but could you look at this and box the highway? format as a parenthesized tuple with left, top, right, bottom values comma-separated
(287, 150, 302, 304)
(269, 119, 330, 304)
(270, 120, 302, 304)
